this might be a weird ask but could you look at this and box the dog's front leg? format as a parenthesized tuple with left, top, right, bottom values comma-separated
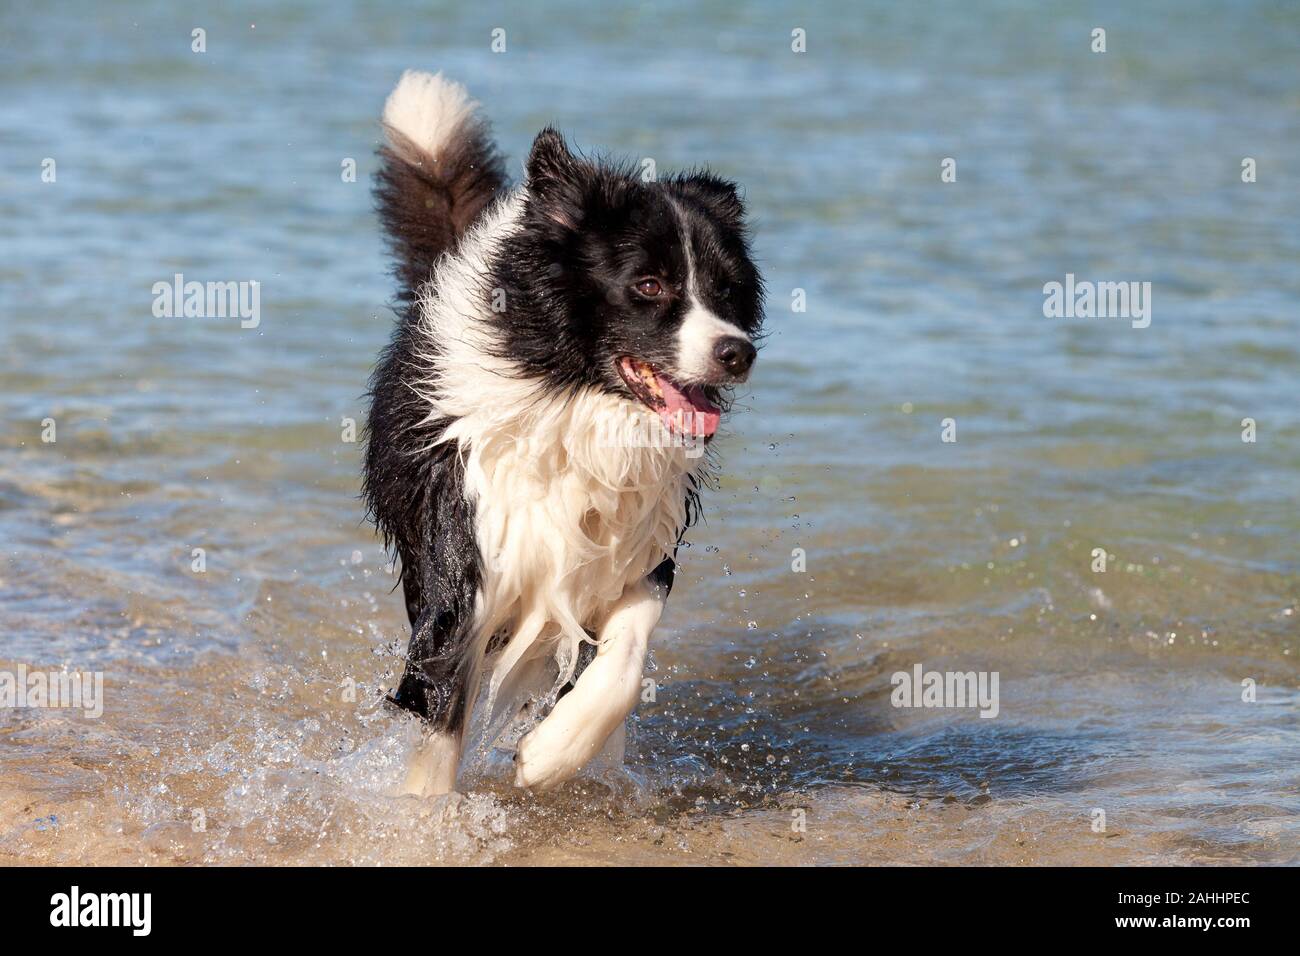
(393, 602, 479, 798)
(514, 575, 666, 791)
(389, 461, 482, 798)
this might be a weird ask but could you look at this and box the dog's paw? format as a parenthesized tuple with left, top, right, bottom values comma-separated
(513, 721, 595, 791)
(400, 731, 460, 798)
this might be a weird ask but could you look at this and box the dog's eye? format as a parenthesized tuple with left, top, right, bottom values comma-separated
(633, 278, 664, 298)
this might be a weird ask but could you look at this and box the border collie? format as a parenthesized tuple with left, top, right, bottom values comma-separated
(363, 71, 763, 794)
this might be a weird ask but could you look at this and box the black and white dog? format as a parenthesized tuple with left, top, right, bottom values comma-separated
(363, 71, 763, 794)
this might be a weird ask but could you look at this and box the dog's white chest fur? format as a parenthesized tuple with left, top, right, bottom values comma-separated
(465, 390, 695, 699)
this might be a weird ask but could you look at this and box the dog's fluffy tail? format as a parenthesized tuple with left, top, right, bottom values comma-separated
(376, 70, 507, 302)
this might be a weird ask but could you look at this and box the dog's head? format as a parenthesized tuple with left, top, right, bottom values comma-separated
(495, 128, 764, 438)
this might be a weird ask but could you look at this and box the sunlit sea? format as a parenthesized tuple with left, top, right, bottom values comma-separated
(1, 0, 1297, 864)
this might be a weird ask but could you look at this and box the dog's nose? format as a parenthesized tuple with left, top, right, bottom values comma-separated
(713, 336, 756, 378)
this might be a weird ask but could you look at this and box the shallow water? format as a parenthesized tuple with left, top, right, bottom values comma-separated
(2, 0, 1298, 865)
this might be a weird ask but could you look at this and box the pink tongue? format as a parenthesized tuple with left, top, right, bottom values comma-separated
(656, 375, 721, 438)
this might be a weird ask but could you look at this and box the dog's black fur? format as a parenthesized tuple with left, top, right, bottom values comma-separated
(364, 115, 507, 733)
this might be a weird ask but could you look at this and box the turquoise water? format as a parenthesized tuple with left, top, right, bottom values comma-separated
(0, 1, 1296, 864)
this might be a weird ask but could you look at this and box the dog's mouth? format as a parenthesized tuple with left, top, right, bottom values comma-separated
(617, 356, 722, 438)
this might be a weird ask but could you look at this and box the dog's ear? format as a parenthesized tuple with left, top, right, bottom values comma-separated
(525, 127, 587, 229)
(674, 172, 746, 227)
(526, 127, 580, 194)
